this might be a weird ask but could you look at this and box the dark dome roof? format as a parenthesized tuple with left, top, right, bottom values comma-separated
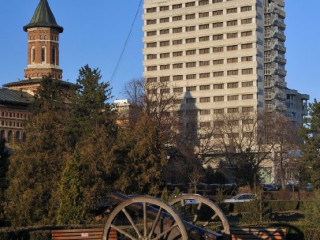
(23, 0, 63, 33)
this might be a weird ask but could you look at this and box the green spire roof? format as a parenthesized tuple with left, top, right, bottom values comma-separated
(23, 0, 63, 33)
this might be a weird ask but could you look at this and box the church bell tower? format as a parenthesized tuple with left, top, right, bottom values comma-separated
(23, 0, 63, 80)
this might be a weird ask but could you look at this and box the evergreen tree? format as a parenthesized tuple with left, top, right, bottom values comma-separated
(113, 115, 167, 195)
(299, 100, 320, 189)
(4, 77, 69, 226)
(66, 65, 114, 147)
(57, 151, 85, 225)
(0, 139, 9, 226)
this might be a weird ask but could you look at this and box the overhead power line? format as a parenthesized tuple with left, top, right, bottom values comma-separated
(110, 0, 143, 83)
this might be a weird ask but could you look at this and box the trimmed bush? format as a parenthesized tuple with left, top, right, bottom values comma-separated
(304, 228, 320, 240)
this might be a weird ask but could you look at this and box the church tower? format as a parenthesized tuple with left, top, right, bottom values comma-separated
(23, 0, 63, 80)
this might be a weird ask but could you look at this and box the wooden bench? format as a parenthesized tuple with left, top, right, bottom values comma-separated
(230, 227, 286, 240)
(52, 228, 117, 240)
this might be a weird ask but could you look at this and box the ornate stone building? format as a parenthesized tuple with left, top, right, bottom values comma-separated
(0, 0, 72, 144)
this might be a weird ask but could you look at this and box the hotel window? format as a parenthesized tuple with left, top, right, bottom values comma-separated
(199, 0, 209, 5)
(160, 76, 170, 82)
(200, 97, 210, 103)
(242, 56, 253, 62)
(199, 24, 209, 30)
(147, 77, 157, 83)
(242, 81, 253, 87)
(160, 29, 169, 35)
(186, 1, 196, 7)
(31, 47, 35, 63)
(186, 74, 196, 80)
(199, 61, 210, 66)
(241, 31, 252, 37)
(160, 88, 170, 94)
(186, 26, 196, 32)
(241, 6, 252, 12)
(172, 4, 182, 9)
(241, 18, 252, 24)
(160, 53, 170, 58)
(241, 43, 253, 49)
(213, 22, 223, 28)
(212, 10, 223, 16)
(147, 66, 157, 71)
(147, 54, 157, 60)
(242, 94, 254, 100)
(242, 68, 253, 74)
(186, 86, 197, 91)
(186, 50, 196, 55)
(212, 0, 223, 3)
(242, 106, 254, 112)
(227, 45, 238, 51)
(213, 96, 224, 102)
(186, 98, 196, 103)
(212, 34, 223, 40)
(186, 62, 196, 68)
(199, 48, 210, 54)
(147, 42, 157, 48)
(227, 20, 237, 26)
(242, 119, 254, 125)
(173, 39, 182, 45)
(160, 64, 170, 70)
(199, 36, 209, 42)
(160, 17, 169, 23)
(173, 27, 182, 33)
(227, 32, 238, 38)
(200, 122, 211, 128)
(213, 46, 223, 52)
(173, 63, 183, 68)
(173, 15, 182, 21)
(174, 99, 183, 105)
(173, 51, 183, 57)
(227, 58, 238, 63)
(186, 14, 196, 20)
(160, 6, 169, 11)
(147, 31, 157, 36)
(227, 108, 239, 113)
(213, 59, 223, 65)
(200, 110, 210, 115)
(160, 41, 170, 47)
(147, 19, 156, 25)
(41, 47, 46, 63)
(199, 72, 210, 78)
(213, 71, 224, 77)
(214, 109, 224, 114)
(173, 75, 183, 81)
(199, 12, 209, 18)
(227, 95, 238, 101)
(227, 70, 238, 76)
(186, 38, 196, 43)
(213, 83, 224, 89)
(227, 8, 237, 14)
(52, 47, 56, 64)
(173, 87, 183, 93)
(146, 7, 156, 13)
(227, 82, 238, 88)
(200, 85, 210, 90)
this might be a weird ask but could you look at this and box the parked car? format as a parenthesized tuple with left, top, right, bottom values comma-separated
(223, 193, 255, 203)
(305, 183, 312, 191)
(262, 183, 279, 191)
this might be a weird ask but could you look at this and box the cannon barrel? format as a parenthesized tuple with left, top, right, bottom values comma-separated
(111, 192, 224, 240)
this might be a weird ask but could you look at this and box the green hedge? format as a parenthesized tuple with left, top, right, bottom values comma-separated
(304, 228, 320, 240)
(0, 230, 51, 240)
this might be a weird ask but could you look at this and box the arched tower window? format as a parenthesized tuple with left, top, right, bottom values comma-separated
(52, 46, 56, 65)
(31, 47, 35, 64)
(41, 47, 46, 63)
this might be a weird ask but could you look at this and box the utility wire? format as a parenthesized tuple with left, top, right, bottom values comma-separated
(110, 0, 143, 82)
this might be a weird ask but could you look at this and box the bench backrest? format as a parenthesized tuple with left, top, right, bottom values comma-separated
(52, 228, 117, 240)
(230, 228, 286, 240)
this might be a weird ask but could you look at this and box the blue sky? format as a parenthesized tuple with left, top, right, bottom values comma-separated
(0, 0, 319, 102)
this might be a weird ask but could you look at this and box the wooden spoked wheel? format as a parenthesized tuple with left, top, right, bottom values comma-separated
(103, 196, 188, 240)
(169, 194, 230, 236)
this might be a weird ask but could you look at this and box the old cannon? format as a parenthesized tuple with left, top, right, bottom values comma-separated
(102, 193, 230, 240)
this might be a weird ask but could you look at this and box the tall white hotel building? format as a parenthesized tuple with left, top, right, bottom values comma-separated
(142, 0, 308, 127)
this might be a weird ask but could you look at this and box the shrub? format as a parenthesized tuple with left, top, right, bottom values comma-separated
(304, 228, 320, 240)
